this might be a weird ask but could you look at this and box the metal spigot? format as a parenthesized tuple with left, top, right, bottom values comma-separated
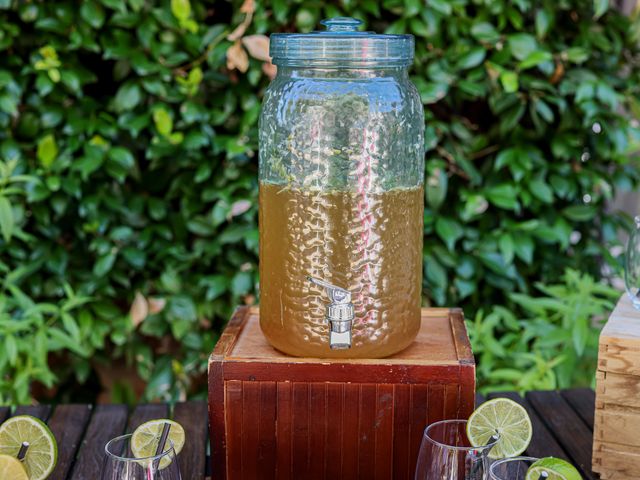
(307, 276, 354, 349)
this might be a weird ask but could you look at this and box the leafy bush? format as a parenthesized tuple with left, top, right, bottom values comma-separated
(0, 0, 639, 404)
(468, 268, 619, 393)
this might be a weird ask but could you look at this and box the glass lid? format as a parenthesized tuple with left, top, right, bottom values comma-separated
(269, 17, 414, 67)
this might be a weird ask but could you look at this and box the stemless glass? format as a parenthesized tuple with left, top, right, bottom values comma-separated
(489, 456, 539, 480)
(102, 434, 182, 480)
(415, 420, 499, 480)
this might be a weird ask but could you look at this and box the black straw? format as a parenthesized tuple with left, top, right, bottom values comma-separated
(155, 423, 171, 456)
(539, 472, 549, 480)
(17, 442, 29, 461)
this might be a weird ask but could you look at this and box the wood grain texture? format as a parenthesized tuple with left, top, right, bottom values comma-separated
(70, 404, 128, 480)
(126, 403, 169, 431)
(561, 388, 595, 429)
(174, 401, 208, 480)
(527, 391, 595, 480)
(13, 404, 51, 420)
(488, 391, 570, 461)
(47, 404, 92, 480)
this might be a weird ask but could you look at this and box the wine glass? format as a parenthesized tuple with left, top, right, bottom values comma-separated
(625, 215, 640, 309)
(414, 419, 499, 479)
(102, 434, 182, 480)
(489, 456, 539, 480)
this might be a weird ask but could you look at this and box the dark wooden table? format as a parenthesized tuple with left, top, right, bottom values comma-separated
(1, 389, 597, 479)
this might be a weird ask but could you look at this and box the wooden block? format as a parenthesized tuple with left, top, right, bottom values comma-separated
(593, 294, 640, 476)
(208, 307, 475, 480)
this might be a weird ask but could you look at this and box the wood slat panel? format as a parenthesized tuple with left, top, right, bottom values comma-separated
(70, 404, 128, 480)
(374, 384, 394, 480)
(13, 404, 51, 420)
(257, 382, 277, 479)
(325, 383, 344, 479)
(341, 383, 359, 479)
(488, 391, 570, 461)
(126, 403, 169, 431)
(357, 384, 377, 478)
(561, 388, 595, 430)
(47, 404, 92, 480)
(275, 382, 292, 480)
(527, 391, 596, 479)
(308, 383, 326, 479)
(392, 384, 411, 480)
(173, 401, 208, 480)
(291, 383, 310, 477)
(241, 382, 260, 479)
(225, 381, 243, 479)
(410, 384, 429, 479)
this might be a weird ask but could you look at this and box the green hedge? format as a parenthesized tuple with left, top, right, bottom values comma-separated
(1, 0, 639, 404)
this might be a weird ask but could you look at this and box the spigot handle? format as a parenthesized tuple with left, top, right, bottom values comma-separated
(307, 276, 351, 303)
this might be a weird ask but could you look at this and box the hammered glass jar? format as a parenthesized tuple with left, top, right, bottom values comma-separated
(259, 17, 425, 358)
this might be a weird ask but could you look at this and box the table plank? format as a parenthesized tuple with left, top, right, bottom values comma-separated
(488, 391, 571, 461)
(70, 404, 128, 480)
(126, 403, 169, 431)
(475, 393, 486, 407)
(13, 404, 51, 420)
(561, 388, 595, 430)
(527, 391, 596, 480)
(0, 407, 9, 425)
(174, 401, 208, 480)
(47, 404, 92, 480)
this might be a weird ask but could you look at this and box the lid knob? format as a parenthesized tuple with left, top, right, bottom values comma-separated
(320, 17, 363, 32)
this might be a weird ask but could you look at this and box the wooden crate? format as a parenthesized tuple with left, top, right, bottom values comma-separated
(593, 294, 640, 480)
(208, 307, 475, 480)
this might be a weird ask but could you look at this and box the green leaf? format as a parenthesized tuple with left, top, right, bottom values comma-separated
(500, 71, 519, 93)
(0, 196, 13, 243)
(93, 251, 117, 276)
(6, 335, 17, 366)
(426, 166, 448, 210)
(529, 178, 554, 203)
(513, 235, 534, 264)
(593, 0, 608, 19)
(456, 47, 486, 70)
(171, 0, 191, 21)
(471, 22, 500, 43)
(153, 108, 173, 136)
(428, 0, 451, 15)
(563, 205, 596, 221)
(507, 33, 538, 61)
(485, 184, 519, 210)
(499, 234, 515, 264)
(535, 10, 551, 39)
(435, 217, 464, 251)
(519, 50, 552, 69)
(534, 99, 554, 123)
(114, 82, 141, 112)
(80, 1, 105, 28)
(37, 134, 58, 168)
(566, 47, 589, 64)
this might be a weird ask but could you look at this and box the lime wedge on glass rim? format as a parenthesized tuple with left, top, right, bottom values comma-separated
(466, 398, 533, 459)
(131, 419, 185, 469)
(526, 457, 583, 480)
(0, 415, 58, 480)
(0, 454, 29, 480)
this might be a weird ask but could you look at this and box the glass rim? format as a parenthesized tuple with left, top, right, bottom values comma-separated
(424, 419, 500, 452)
(489, 456, 540, 480)
(104, 433, 175, 463)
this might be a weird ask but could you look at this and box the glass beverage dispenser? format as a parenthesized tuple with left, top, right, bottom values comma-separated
(259, 18, 425, 358)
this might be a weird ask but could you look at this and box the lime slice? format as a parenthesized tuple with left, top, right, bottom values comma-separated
(131, 419, 185, 469)
(467, 398, 533, 459)
(0, 415, 58, 480)
(526, 457, 582, 480)
(0, 454, 29, 480)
